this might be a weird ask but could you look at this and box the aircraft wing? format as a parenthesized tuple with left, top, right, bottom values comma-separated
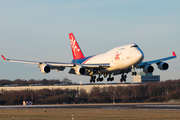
(1, 55, 110, 71)
(1, 56, 39, 64)
(137, 51, 177, 68)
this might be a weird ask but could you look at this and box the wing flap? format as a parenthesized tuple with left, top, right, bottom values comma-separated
(81, 63, 110, 68)
(45, 62, 76, 67)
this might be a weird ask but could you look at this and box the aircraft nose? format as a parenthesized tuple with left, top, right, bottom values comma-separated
(136, 49, 144, 64)
(131, 47, 144, 66)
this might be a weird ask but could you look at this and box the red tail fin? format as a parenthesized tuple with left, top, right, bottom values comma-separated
(1, 55, 6, 60)
(69, 33, 85, 60)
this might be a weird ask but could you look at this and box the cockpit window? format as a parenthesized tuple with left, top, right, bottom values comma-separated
(131, 45, 138, 48)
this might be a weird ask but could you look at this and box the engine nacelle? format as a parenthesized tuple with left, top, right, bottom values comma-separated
(143, 65, 154, 73)
(157, 62, 169, 70)
(75, 67, 88, 75)
(40, 65, 51, 73)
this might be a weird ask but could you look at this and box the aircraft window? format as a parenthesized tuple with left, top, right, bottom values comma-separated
(131, 45, 138, 48)
(119, 48, 124, 50)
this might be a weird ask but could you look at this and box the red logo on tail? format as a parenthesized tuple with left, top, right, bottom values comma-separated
(69, 33, 85, 60)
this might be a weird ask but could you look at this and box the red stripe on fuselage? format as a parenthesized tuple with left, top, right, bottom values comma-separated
(82, 55, 97, 64)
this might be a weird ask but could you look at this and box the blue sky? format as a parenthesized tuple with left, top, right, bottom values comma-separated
(0, 0, 179, 83)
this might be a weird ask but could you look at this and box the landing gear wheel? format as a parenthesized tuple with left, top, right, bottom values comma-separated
(120, 78, 126, 82)
(90, 76, 96, 83)
(97, 78, 103, 82)
(120, 74, 127, 82)
(90, 79, 92, 83)
(107, 77, 114, 82)
(132, 72, 137, 76)
(100, 77, 103, 82)
(124, 75, 127, 78)
(97, 73, 104, 82)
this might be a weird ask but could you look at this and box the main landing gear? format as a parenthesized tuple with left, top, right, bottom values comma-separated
(90, 76, 96, 83)
(90, 73, 114, 83)
(97, 74, 103, 82)
(107, 74, 114, 82)
(120, 74, 127, 82)
(90, 75, 104, 83)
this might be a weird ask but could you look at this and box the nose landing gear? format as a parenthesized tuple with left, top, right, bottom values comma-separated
(132, 72, 137, 76)
(132, 65, 137, 76)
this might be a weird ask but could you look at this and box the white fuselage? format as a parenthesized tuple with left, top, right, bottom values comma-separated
(83, 44, 144, 72)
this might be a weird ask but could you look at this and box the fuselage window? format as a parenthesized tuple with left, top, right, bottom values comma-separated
(119, 48, 124, 50)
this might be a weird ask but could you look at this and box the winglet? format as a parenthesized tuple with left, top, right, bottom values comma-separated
(1, 55, 6, 60)
(172, 51, 176, 57)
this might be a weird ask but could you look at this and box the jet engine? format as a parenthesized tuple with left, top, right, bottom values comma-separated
(157, 62, 169, 70)
(75, 67, 88, 75)
(40, 65, 51, 73)
(143, 65, 154, 73)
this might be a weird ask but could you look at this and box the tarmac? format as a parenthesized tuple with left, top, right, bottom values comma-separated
(0, 103, 180, 110)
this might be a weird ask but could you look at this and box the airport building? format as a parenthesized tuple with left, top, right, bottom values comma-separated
(133, 72, 160, 83)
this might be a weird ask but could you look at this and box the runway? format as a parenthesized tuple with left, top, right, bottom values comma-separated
(0, 103, 180, 110)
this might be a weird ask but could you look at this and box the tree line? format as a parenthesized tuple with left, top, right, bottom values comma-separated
(0, 78, 73, 86)
(0, 79, 180, 105)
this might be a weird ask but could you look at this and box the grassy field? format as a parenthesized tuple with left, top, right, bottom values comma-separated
(0, 109, 180, 120)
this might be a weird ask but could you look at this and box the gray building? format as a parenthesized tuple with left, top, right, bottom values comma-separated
(133, 72, 160, 83)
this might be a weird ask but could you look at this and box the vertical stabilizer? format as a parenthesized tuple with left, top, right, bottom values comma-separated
(69, 33, 85, 60)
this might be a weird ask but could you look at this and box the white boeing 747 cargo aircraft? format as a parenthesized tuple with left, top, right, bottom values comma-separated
(1, 33, 177, 82)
